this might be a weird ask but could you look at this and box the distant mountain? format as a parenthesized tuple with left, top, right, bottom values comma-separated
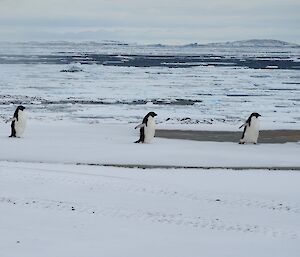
(183, 39, 299, 48)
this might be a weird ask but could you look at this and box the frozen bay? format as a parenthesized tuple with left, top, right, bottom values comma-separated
(0, 41, 299, 128)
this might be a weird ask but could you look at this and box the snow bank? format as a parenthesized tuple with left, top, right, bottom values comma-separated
(0, 121, 299, 168)
(0, 162, 299, 257)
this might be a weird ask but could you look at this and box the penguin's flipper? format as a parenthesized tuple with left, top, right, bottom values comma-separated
(135, 127, 145, 143)
(6, 117, 16, 123)
(239, 123, 246, 129)
(135, 123, 145, 129)
(9, 121, 16, 137)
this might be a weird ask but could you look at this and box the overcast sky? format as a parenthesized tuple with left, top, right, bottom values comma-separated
(0, 0, 299, 44)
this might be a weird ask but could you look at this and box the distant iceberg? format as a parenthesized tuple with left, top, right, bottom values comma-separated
(216, 39, 299, 47)
(182, 39, 299, 48)
(60, 65, 83, 73)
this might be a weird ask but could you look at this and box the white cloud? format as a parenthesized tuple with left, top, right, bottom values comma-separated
(0, 0, 299, 43)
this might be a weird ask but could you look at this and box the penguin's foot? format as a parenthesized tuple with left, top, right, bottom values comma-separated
(239, 141, 245, 144)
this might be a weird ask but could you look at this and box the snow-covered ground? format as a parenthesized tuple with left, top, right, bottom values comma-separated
(0, 121, 299, 256)
(0, 121, 299, 168)
(0, 41, 299, 256)
(1, 161, 299, 257)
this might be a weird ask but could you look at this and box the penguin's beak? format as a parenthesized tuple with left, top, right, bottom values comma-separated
(154, 113, 157, 116)
(258, 114, 261, 117)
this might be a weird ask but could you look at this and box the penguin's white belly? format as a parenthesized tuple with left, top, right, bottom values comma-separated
(15, 111, 27, 137)
(243, 119, 260, 143)
(144, 118, 155, 143)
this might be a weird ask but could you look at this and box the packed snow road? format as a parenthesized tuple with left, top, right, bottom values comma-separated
(0, 122, 299, 169)
(0, 161, 299, 257)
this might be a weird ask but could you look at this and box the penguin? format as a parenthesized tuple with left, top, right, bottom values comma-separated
(7, 105, 27, 138)
(134, 112, 157, 143)
(239, 112, 261, 144)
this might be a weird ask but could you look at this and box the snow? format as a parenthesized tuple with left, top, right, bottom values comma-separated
(0, 41, 299, 127)
(0, 41, 299, 256)
(0, 121, 299, 168)
(0, 120, 299, 256)
(1, 161, 299, 257)
(0, 63, 299, 128)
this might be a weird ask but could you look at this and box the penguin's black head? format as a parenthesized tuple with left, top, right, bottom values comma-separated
(147, 112, 157, 117)
(251, 112, 261, 118)
(17, 105, 25, 111)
